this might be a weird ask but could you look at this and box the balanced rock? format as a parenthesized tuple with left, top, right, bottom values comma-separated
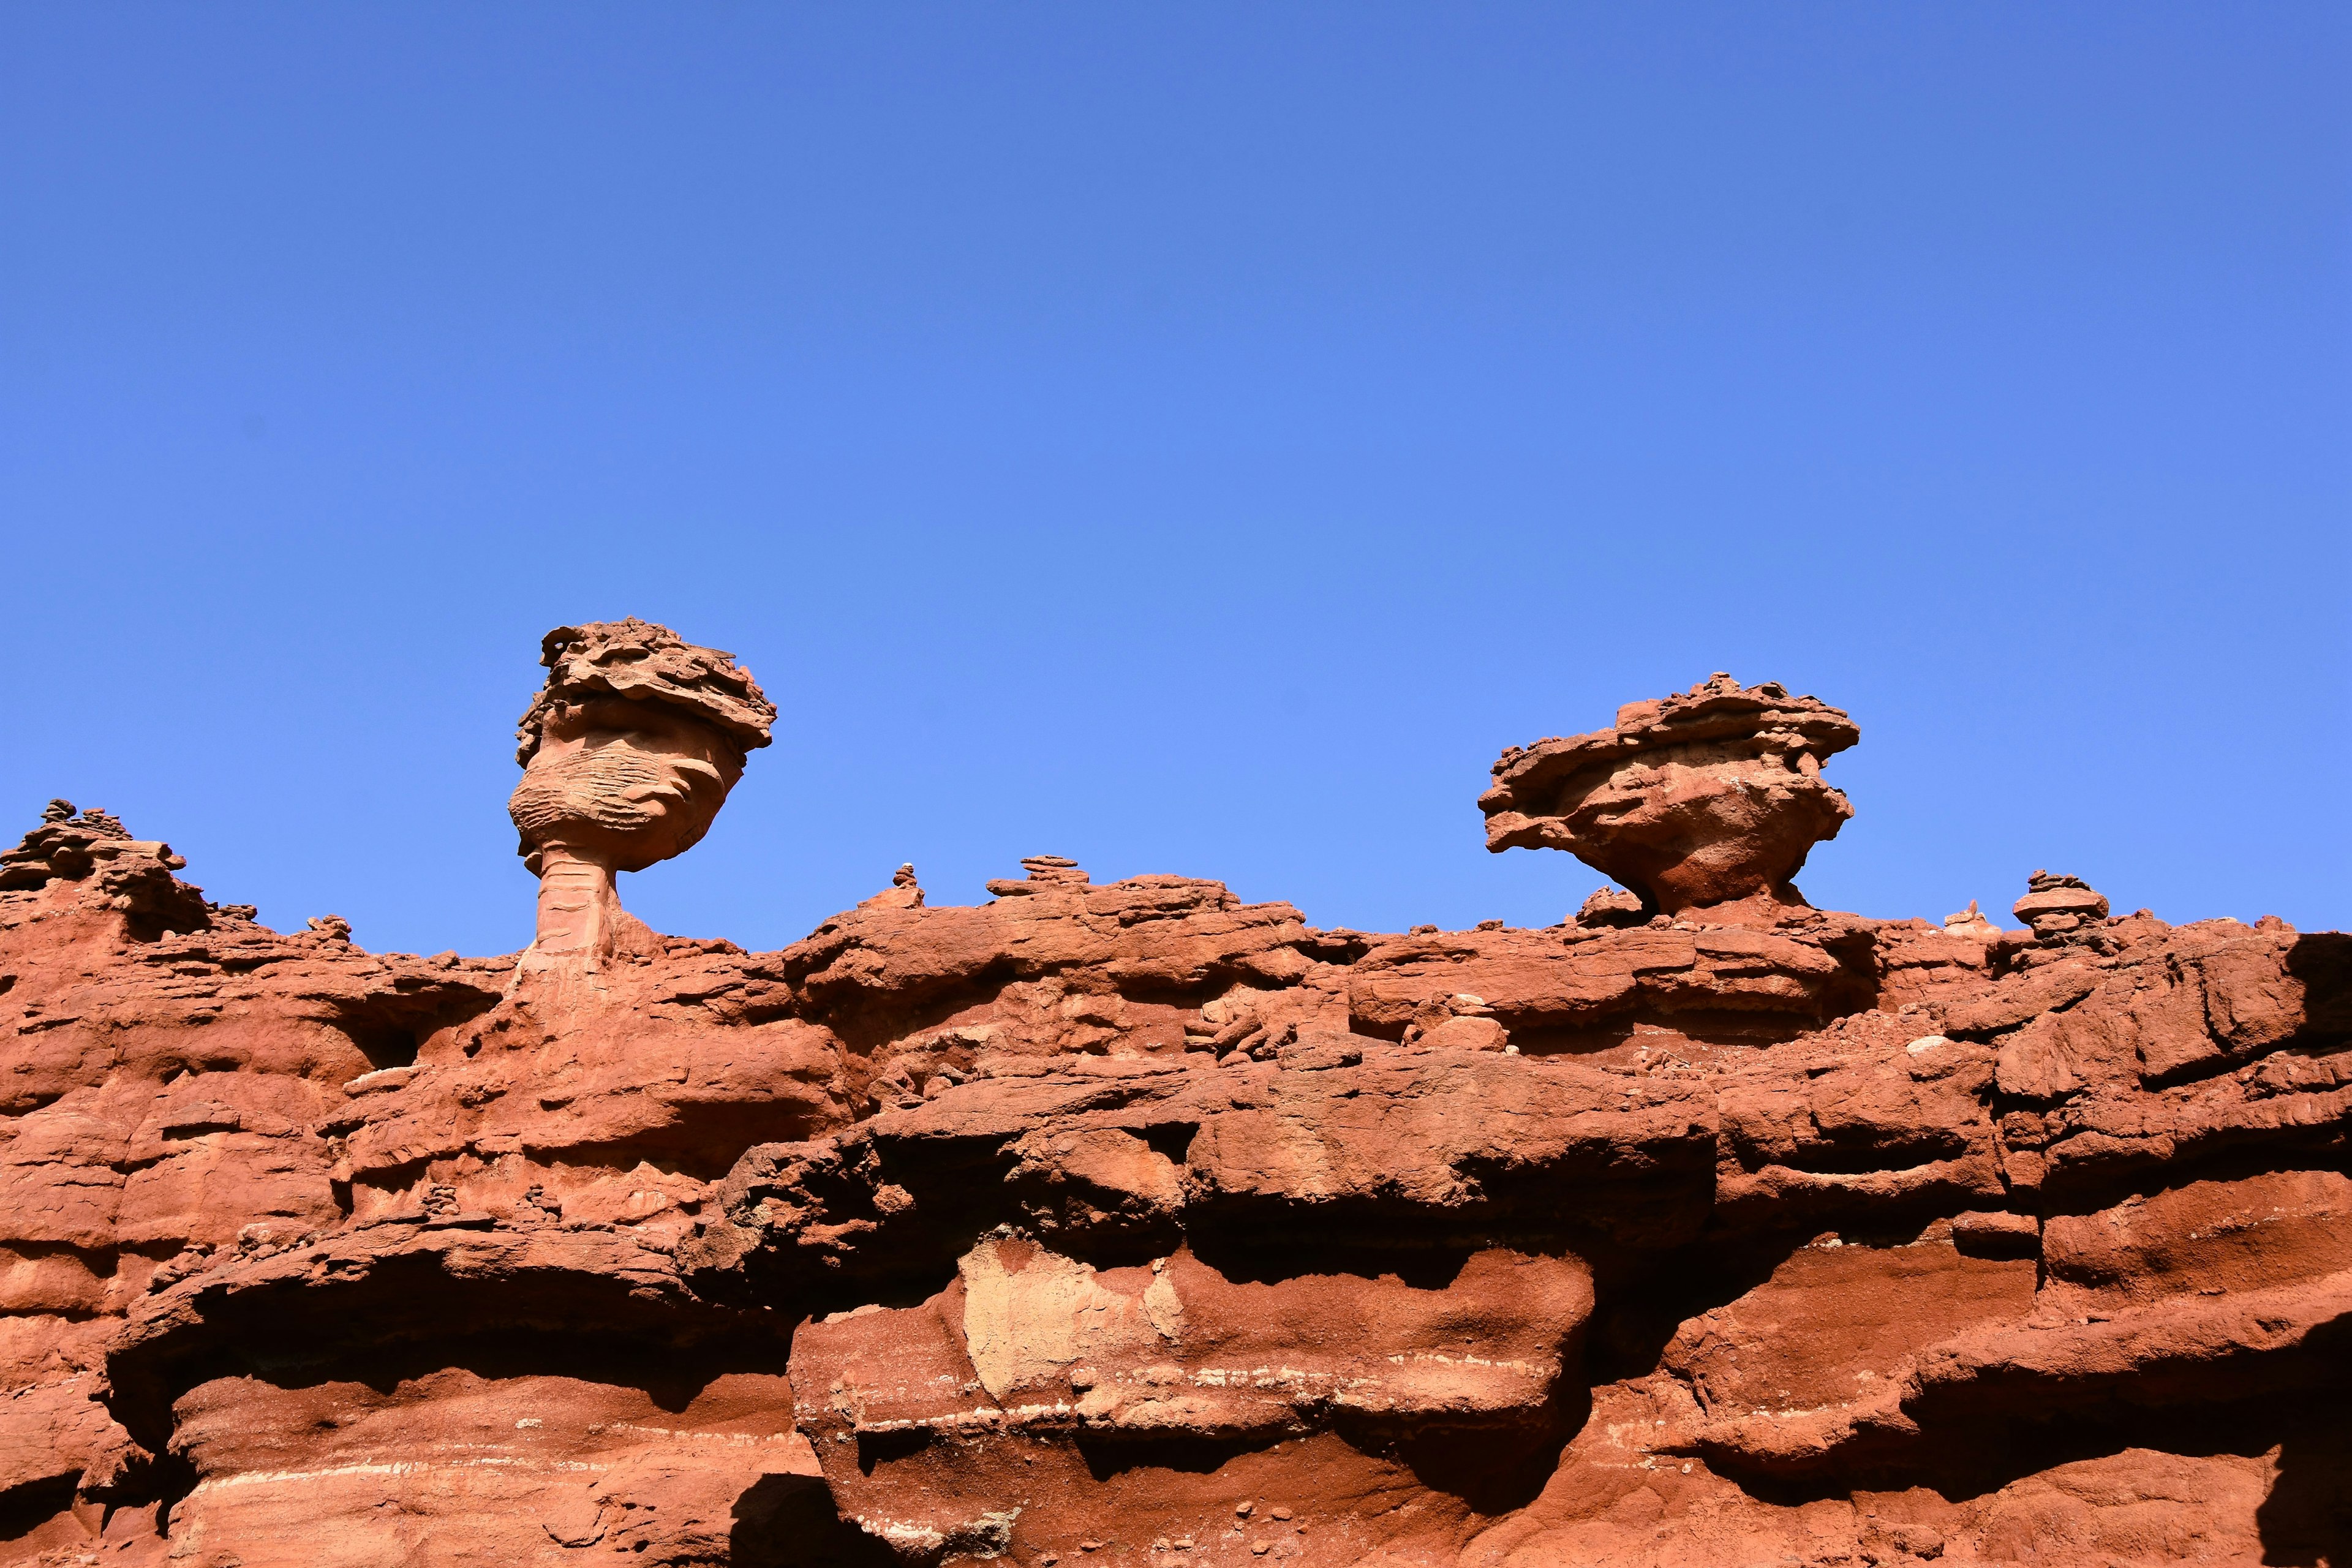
(1481, 673, 1858, 917)
(2014, 869, 2112, 943)
(508, 619, 777, 971)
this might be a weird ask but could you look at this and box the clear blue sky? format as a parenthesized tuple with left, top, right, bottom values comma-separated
(3, 6, 2346, 957)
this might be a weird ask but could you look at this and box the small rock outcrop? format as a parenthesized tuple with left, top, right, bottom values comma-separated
(0, 799, 208, 937)
(1943, 897, 2002, 939)
(1481, 673, 1860, 917)
(0, 648, 2346, 1568)
(2014, 869, 2113, 945)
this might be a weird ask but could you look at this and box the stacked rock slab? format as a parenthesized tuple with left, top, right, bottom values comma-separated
(0, 650, 2345, 1567)
(2012, 870, 2113, 946)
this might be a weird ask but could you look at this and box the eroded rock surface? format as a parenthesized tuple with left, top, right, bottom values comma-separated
(510, 619, 778, 976)
(1482, 674, 1859, 919)
(1, 654, 2345, 1567)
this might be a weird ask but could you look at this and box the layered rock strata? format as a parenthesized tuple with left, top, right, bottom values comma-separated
(1, 652, 2345, 1567)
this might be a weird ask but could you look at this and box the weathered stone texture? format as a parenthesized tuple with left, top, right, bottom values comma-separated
(1, 658, 2345, 1566)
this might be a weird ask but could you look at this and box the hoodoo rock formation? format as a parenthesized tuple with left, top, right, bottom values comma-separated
(1, 636, 2345, 1567)
(1481, 674, 1860, 920)
(510, 620, 777, 975)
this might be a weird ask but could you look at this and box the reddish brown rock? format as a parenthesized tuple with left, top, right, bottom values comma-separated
(510, 619, 777, 976)
(1481, 674, 1859, 919)
(2014, 869, 2114, 946)
(1, 643, 2346, 1566)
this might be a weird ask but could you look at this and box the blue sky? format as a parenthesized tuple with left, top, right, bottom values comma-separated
(2, 5, 2346, 956)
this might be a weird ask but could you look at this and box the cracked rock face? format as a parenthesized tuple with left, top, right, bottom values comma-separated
(1, 669, 2348, 1568)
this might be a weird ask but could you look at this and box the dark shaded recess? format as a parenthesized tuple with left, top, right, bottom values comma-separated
(1140, 1121, 1197, 1165)
(232, 1330, 776, 1411)
(1689, 1386, 2352, 1568)
(160, 1118, 243, 1141)
(0, 1476, 75, 1546)
(729, 1471, 894, 1568)
(121, 889, 214, 945)
(1951, 1223, 2042, 1261)
(330, 983, 503, 1072)
(1184, 1234, 1479, 1291)
(532, 1102, 847, 1183)
(104, 1249, 790, 1459)
(1297, 930, 1376, 967)
(2260, 1415, 2352, 1568)
(1580, 1226, 1825, 1387)
(1508, 1009, 1823, 1059)
(710, 1136, 1032, 1315)
(112, 1319, 794, 1535)
(2286, 933, 2352, 1036)
(1773, 1131, 1974, 1176)
(1689, 1314, 2352, 1506)
(1449, 1133, 1720, 1248)
(855, 1428, 933, 1477)
(2035, 1147, 2352, 1229)
(341, 1020, 430, 1072)
(148, 1457, 199, 1536)
(1333, 1396, 1585, 1518)
(1073, 1430, 1279, 1483)
(1812, 922, 1883, 966)
(1021, 1210, 1187, 1273)
(1056, 1395, 1578, 1518)
(2033, 1112, 2352, 1215)
(1181, 1188, 1709, 1289)
(789, 961, 1023, 1057)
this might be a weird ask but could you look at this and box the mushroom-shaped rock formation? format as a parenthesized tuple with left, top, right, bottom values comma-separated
(1482, 673, 1858, 918)
(508, 619, 776, 970)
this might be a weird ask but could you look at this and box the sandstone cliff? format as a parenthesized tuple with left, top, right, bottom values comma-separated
(1, 664, 2345, 1567)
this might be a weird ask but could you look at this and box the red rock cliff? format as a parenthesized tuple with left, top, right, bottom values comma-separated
(2, 658, 2346, 1567)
